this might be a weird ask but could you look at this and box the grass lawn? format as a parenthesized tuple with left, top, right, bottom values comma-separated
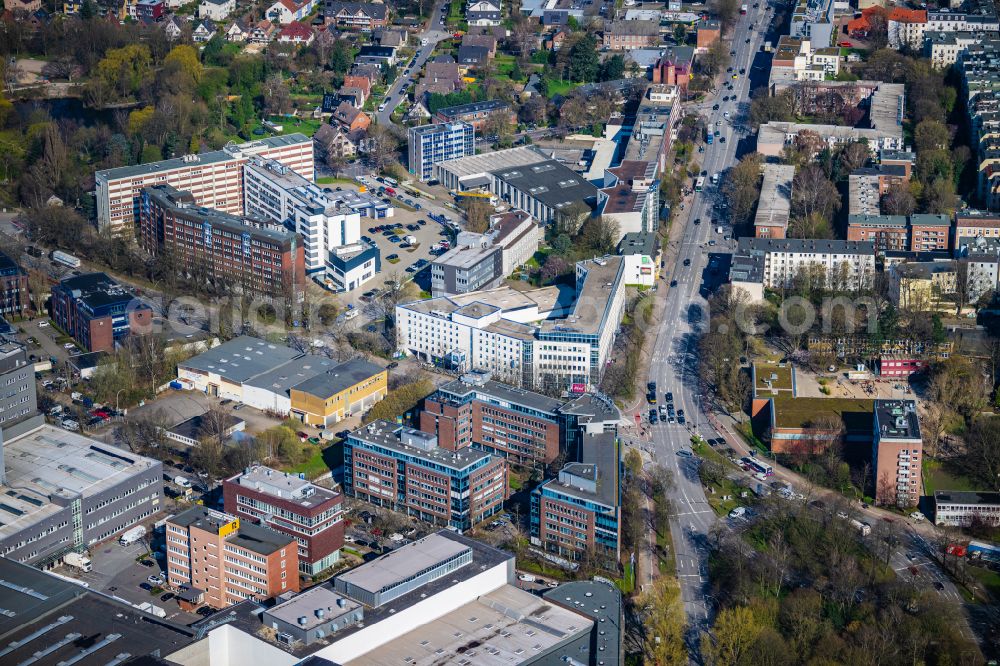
(967, 565, 1000, 601)
(923, 458, 978, 496)
(615, 561, 635, 594)
(316, 176, 357, 185)
(518, 558, 572, 581)
(284, 441, 344, 479)
(545, 79, 582, 98)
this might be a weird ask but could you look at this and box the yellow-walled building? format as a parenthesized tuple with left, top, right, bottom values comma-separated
(289, 359, 387, 427)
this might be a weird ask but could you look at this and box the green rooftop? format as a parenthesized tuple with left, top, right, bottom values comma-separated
(753, 363, 795, 395)
(771, 394, 874, 431)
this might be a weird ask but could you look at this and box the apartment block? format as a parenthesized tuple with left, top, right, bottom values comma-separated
(731, 238, 877, 292)
(956, 209, 1000, 239)
(887, 8, 928, 49)
(165, 506, 299, 609)
(433, 100, 514, 133)
(873, 399, 922, 508)
(846, 214, 910, 252)
(0, 250, 28, 317)
(51, 273, 153, 353)
(925, 30, 982, 69)
(602, 20, 660, 50)
(407, 122, 475, 182)
(934, 490, 1000, 527)
(0, 340, 36, 431)
(223, 466, 345, 576)
(769, 36, 840, 87)
(343, 421, 507, 531)
(420, 373, 565, 465)
(139, 184, 306, 299)
(95, 134, 313, 236)
(909, 213, 952, 251)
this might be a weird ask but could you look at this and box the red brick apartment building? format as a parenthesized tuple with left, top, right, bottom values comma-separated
(343, 422, 507, 531)
(420, 378, 564, 466)
(165, 506, 299, 609)
(846, 215, 910, 252)
(909, 214, 951, 252)
(95, 134, 313, 237)
(873, 399, 922, 508)
(223, 465, 345, 576)
(140, 184, 305, 299)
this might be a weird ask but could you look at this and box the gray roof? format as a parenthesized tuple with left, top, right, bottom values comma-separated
(934, 490, 1000, 505)
(0, 558, 195, 664)
(617, 231, 659, 257)
(349, 421, 495, 471)
(547, 430, 619, 506)
(737, 237, 877, 256)
(178, 336, 303, 384)
(336, 532, 470, 595)
(543, 580, 622, 666)
(492, 159, 599, 212)
(243, 354, 340, 395)
(290, 358, 385, 399)
(169, 506, 296, 555)
(436, 376, 566, 415)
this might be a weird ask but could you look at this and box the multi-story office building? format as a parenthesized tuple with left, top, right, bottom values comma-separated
(397, 256, 628, 392)
(343, 421, 507, 531)
(421, 373, 566, 465)
(140, 184, 306, 299)
(165, 506, 299, 608)
(407, 122, 474, 182)
(0, 339, 36, 431)
(223, 465, 345, 575)
(0, 419, 163, 566)
(933, 490, 1000, 527)
(95, 134, 313, 236)
(731, 238, 877, 292)
(243, 157, 388, 290)
(873, 399, 922, 508)
(430, 241, 502, 297)
(0, 249, 28, 317)
(531, 393, 621, 563)
(51, 273, 153, 352)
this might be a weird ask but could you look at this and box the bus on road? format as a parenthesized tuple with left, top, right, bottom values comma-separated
(742, 457, 774, 477)
(695, 177, 705, 192)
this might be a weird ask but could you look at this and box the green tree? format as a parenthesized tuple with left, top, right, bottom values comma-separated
(567, 34, 599, 83)
(702, 606, 763, 666)
(599, 54, 625, 82)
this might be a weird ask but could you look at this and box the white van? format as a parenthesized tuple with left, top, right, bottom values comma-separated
(728, 506, 747, 519)
(174, 476, 192, 489)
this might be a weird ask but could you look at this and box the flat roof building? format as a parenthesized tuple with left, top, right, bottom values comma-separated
(344, 421, 507, 531)
(754, 164, 794, 239)
(224, 466, 345, 576)
(0, 558, 196, 665)
(166, 506, 299, 609)
(397, 256, 628, 392)
(873, 399, 922, 508)
(51, 272, 153, 353)
(934, 490, 1000, 527)
(0, 419, 164, 566)
(96, 133, 313, 236)
(408, 121, 475, 182)
(0, 339, 36, 431)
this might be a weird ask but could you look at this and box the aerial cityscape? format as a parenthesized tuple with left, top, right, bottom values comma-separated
(0, 0, 999, 662)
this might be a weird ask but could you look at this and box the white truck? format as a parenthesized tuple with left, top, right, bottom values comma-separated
(63, 552, 92, 572)
(119, 525, 147, 547)
(174, 476, 192, 489)
(850, 519, 871, 536)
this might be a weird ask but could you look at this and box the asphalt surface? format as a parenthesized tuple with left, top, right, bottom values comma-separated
(376, 0, 452, 126)
(641, 0, 776, 650)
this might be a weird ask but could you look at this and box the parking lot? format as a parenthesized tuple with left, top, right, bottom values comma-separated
(56, 535, 202, 624)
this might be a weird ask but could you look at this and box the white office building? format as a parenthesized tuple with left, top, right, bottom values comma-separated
(397, 256, 628, 391)
(733, 238, 877, 291)
(244, 157, 389, 279)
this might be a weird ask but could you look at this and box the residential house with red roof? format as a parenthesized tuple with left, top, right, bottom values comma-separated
(277, 20, 315, 44)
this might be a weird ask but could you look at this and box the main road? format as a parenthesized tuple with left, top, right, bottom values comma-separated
(642, 0, 776, 648)
(375, 0, 453, 126)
